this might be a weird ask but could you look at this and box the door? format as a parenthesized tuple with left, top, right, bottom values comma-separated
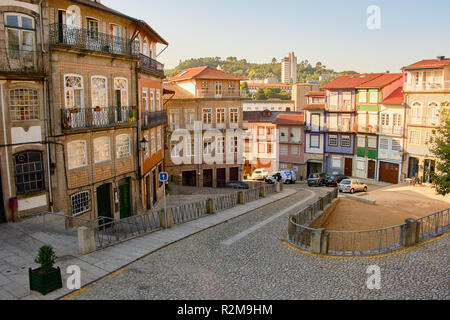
(97, 184, 112, 228)
(216, 168, 226, 188)
(344, 158, 353, 177)
(115, 90, 122, 122)
(152, 170, 157, 205)
(408, 157, 418, 178)
(230, 167, 239, 182)
(367, 160, 376, 179)
(379, 162, 399, 184)
(203, 169, 213, 188)
(0, 164, 5, 223)
(119, 178, 131, 219)
(182, 171, 197, 187)
(146, 175, 151, 210)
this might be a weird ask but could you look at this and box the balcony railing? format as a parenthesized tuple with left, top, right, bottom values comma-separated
(142, 110, 167, 129)
(49, 24, 139, 57)
(196, 89, 242, 99)
(325, 124, 353, 132)
(138, 54, 164, 77)
(356, 125, 379, 134)
(327, 104, 355, 112)
(0, 49, 44, 74)
(380, 126, 404, 135)
(404, 81, 450, 92)
(61, 106, 136, 130)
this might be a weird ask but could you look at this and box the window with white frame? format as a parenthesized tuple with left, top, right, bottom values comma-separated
(5, 13, 35, 61)
(13, 151, 44, 195)
(258, 143, 265, 154)
(380, 138, 389, 150)
(171, 141, 181, 158)
(328, 114, 338, 130)
(258, 126, 266, 137)
(9, 88, 39, 121)
(409, 131, 420, 145)
(116, 134, 131, 158)
(156, 89, 161, 111)
(230, 108, 239, 123)
(329, 92, 338, 108)
(367, 136, 377, 149)
(280, 144, 288, 155)
(369, 90, 378, 103)
(359, 90, 367, 103)
(357, 135, 366, 148)
(93, 137, 111, 163)
(114, 78, 128, 107)
(217, 136, 225, 154)
(291, 145, 300, 156)
(381, 113, 390, 126)
(343, 92, 352, 108)
(230, 136, 238, 153)
(150, 89, 155, 112)
(91, 76, 107, 108)
(425, 131, 432, 144)
(169, 110, 179, 127)
(65, 75, 84, 108)
(71, 191, 91, 217)
(356, 159, 365, 171)
(203, 109, 212, 124)
(331, 157, 341, 169)
(157, 128, 161, 151)
(151, 131, 156, 155)
(267, 143, 273, 154)
(67, 140, 87, 169)
(204, 139, 213, 155)
(428, 102, 440, 125)
(341, 135, 351, 148)
(411, 102, 422, 123)
(392, 139, 401, 151)
(329, 134, 338, 147)
(216, 108, 225, 124)
(310, 135, 320, 148)
(142, 88, 148, 112)
(393, 114, 402, 127)
(143, 134, 149, 157)
(185, 109, 195, 125)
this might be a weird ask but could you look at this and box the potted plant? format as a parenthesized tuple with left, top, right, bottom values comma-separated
(29, 245, 63, 295)
(93, 106, 102, 112)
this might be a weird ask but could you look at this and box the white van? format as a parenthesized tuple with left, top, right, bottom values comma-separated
(252, 169, 270, 180)
(266, 170, 297, 184)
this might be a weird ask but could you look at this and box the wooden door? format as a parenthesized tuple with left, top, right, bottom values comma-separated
(146, 175, 151, 210)
(203, 169, 213, 187)
(229, 167, 239, 182)
(97, 184, 112, 229)
(119, 178, 131, 219)
(379, 162, 399, 184)
(216, 168, 226, 188)
(344, 158, 353, 177)
(367, 160, 376, 179)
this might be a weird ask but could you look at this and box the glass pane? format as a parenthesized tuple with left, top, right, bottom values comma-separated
(6, 15, 19, 27)
(7, 29, 20, 58)
(22, 31, 34, 51)
(21, 16, 34, 29)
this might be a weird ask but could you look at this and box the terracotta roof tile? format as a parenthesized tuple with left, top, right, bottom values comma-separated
(402, 58, 450, 70)
(356, 73, 402, 88)
(171, 66, 247, 82)
(163, 83, 195, 99)
(305, 91, 325, 96)
(323, 73, 384, 90)
(381, 87, 404, 105)
(272, 113, 305, 125)
(304, 103, 326, 109)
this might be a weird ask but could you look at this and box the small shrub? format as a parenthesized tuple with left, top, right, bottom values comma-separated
(35, 245, 57, 274)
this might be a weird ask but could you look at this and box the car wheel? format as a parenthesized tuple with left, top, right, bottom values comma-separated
(350, 189, 355, 194)
(363, 187, 368, 192)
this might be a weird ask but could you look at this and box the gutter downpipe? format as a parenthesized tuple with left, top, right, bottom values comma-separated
(40, 0, 53, 212)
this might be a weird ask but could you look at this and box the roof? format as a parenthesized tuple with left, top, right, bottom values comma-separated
(356, 73, 402, 89)
(243, 100, 294, 104)
(402, 58, 450, 70)
(171, 66, 247, 82)
(323, 73, 384, 90)
(248, 83, 292, 88)
(304, 104, 326, 110)
(381, 87, 404, 105)
(162, 83, 195, 99)
(243, 111, 301, 123)
(272, 113, 305, 125)
(305, 91, 325, 96)
(137, 20, 168, 45)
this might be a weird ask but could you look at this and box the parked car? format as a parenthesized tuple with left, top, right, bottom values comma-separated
(307, 173, 328, 187)
(225, 181, 250, 190)
(338, 179, 368, 194)
(252, 169, 269, 180)
(266, 170, 297, 184)
(325, 174, 349, 187)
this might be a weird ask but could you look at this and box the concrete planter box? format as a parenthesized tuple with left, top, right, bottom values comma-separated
(29, 267, 63, 295)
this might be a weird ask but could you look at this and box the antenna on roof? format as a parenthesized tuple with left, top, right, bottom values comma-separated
(437, 56, 446, 61)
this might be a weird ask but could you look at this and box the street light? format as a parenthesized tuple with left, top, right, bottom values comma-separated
(140, 137, 148, 151)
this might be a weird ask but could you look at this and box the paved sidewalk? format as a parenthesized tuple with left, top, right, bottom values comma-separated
(0, 188, 296, 300)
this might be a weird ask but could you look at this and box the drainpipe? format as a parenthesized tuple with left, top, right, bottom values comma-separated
(39, 0, 53, 212)
(0, 82, 12, 198)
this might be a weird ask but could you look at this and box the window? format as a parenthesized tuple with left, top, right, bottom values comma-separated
(217, 108, 225, 124)
(280, 144, 288, 155)
(369, 90, 378, 103)
(215, 81, 222, 95)
(367, 136, 377, 149)
(393, 114, 402, 127)
(230, 108, 239, 123)
(91, 77, 107, 108)
(328, 135, 338, 147)
(380, 138, 389, 150)
(150, 89, 155, 112)
(411, 102, 422, 123)
(94, 137, 111, 163)
(341, 135, 351, 148)
(359, 90, 367, 103)
(267, 143, 273, 155)
(171, 141, 181, 158)
(116, 134, 131, 158)
(143, 134, 149, 157)
(329, 92, 338, 107)
(203, 109, 212, 124)
(356, 160, 365, 171)
(204, 140, 212, 155)
(310, 135, 320, 148)
(169, 110, 179, 128)
(392, 139, 401, 152)
(142, 89, 148, 112)
(201, 81, 208, 93)
(87, 18, 99, 41)
(343, 92, 352, 109)
(149, 131, 155, 155)
(114, 78, 128, 107)
(5, 13, 35, 61)
(428, 102, 440, 125)
(230, 136, 238, 153)
(381, 113, 390, 126)
(328, 114, 338, 130)
(357, 136, 366, 148)
(157, 128, 162, 151)
(14, 151, 44, 194)
(409, 131, 420, 145)
(291, 145, 300, 156)
(258, 143, 265, 154)
(71, 191, 91, 217)
(217, 137, 225, 154)
(9, 88, 39, 120)
(156, 89, 161, 111)
(331, 157, 341, 169)
(185, 109, 195, 126)
(65, 75, 84, 108)
(258, 126, 266, 137)
(67, 141, 87, 169)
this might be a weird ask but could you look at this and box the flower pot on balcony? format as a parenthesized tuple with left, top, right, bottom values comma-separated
(70, 108, 79, 114)
(29, 267, 63, 296)
(93, 107, 102, 112)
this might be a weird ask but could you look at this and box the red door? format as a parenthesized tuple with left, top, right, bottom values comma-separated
(344, 158, 353, 177)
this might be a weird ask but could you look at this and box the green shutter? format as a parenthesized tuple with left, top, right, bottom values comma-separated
(357, 148, 366, 157)
(368, 149, 377, 159)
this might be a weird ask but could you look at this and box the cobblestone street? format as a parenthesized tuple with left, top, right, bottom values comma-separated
(71, 185, 450, 300)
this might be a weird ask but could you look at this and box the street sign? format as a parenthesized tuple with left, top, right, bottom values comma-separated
(159, 172, 168, 182)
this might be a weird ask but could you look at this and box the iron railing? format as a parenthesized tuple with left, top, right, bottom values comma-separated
(417, 208, 450, 241)
(380, 125, 404, 135)
(142, 110, 167, 129)
(138, 54, 164, 77)
(0, 49, 44, 74)
(49, 23, 139, 57)
(61, 106, 137, 130)
(196, 89, 242, 99)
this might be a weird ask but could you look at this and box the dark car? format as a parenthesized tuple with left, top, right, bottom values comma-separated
(225, 181, 250, 190)
(307, 173, 328, 187)
(325, 174, 349, 187)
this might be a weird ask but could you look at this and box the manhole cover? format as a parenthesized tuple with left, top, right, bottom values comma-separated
(1, 269, 16, 276)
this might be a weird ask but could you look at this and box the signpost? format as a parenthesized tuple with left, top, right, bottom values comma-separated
(159, 172, 168, 229)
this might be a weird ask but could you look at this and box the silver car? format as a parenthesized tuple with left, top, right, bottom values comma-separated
(338, 179, 368, 194)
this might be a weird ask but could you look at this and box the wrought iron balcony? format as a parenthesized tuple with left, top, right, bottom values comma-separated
(138, 54, 164, 77)
(356, 125, 379, 134)
(380, 126, 404, 135)
(196, 89, 242, 99)
(61, 106, 137, 131)
(49, 24, 139, 57)
(0, 49, 44, 75)
(142, 110, 167, 129)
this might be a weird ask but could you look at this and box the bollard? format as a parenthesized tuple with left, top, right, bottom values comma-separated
(311, 228, 325, 254)
(275, 182, 281, 193)
(259, 186, 266, 198)
(77, 227, 96, 255)
(238, 191, 246, 204)
(159, 208, 173, 228)
(321, 231, 330, 254)
(401, 218, 420, 247)
(206, 198, 217, 214)
(320, 198, 324, 211)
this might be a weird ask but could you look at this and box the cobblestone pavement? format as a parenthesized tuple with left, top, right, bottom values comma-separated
(72, 185, 450, 300)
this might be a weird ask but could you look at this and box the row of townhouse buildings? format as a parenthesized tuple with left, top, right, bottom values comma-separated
(0, 0, 169, 223)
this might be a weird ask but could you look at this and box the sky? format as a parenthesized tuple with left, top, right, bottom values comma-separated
(104, 0, 450, 73)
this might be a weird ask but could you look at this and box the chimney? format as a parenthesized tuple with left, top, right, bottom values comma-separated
(437, 56, 446, 61)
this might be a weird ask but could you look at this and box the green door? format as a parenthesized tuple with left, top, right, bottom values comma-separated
(97, 184, 112, 229)
(119, 178, 131, 219)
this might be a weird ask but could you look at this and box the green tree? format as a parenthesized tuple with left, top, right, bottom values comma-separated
(255, 88, 267, 100)
(271, 58, 277, 64)
(428, 102, 450, 195)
